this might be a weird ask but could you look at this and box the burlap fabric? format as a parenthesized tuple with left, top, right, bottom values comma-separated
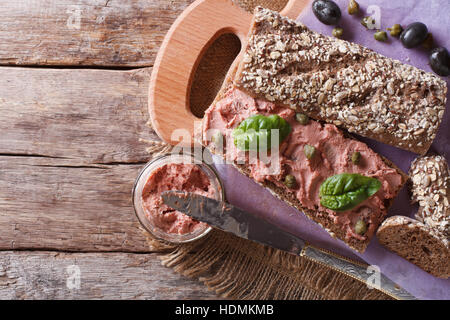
(144, 0, 393, 300)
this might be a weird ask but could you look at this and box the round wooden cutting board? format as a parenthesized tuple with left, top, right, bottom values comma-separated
(148, 0, 309, 145)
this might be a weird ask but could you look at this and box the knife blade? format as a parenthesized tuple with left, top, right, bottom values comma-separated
(161, 191, 416, 300)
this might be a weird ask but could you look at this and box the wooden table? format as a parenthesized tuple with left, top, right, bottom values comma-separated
(0, 0, 220, 299)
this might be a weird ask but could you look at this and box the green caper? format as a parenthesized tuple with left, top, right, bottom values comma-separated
(374, 30, 388, 42)
(284, 174, 297, 189)
(361, 16, 375, 29)
(355, 220, 367, 235)
(387, 24, 403, 37)
(304, 145, 316, 160)
(332, 27, 344, 39)
(347, 0, 359, 15)
(422, 33, 434, 50)
(351, 151, 361, 164)
(295, 113, 309, 125)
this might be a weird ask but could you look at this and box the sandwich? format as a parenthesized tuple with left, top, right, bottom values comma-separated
(199, 7, 450, 253)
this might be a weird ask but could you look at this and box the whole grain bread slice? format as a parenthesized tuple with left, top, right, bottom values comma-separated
(203, 64, 408, 253)
(233, 7, 447, 155)
(377, 216, 450, 278)
(409, 155, 449, 238)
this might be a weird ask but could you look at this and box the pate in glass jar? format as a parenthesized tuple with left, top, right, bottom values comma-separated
(133, 153, 224, 243)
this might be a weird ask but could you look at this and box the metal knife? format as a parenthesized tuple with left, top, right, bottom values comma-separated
(161, 190, 416, 300)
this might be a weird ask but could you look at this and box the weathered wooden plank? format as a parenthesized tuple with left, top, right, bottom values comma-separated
(0, 66, 166, 251)
(0, 0, 293, 67)
(0, 156, 156, 252)
(0, 251, 219, 299)
(0, 0, 194, 67)
(0, 67, 157, 164)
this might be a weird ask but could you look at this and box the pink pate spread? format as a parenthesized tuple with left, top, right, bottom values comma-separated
(142, 163, 215, 235)
(203, 88, 404, 241)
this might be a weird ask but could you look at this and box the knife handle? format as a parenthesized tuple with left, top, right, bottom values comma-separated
(300, 245, 415, 300)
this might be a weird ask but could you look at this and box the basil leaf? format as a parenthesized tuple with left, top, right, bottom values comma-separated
(232, 114, 291, 151)
(319, 173, 381, 212)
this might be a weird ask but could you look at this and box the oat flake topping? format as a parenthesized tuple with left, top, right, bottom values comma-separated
(234, 7, 447, 155)
(410, 155, 449, 241)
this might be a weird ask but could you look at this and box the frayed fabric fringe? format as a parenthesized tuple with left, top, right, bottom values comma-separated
(148, 229, 391, 300)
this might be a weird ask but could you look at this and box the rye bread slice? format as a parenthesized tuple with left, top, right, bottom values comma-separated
(409, 155, 449, 238)
(233, 7, 447, 155)
(203, 66, 408, 253)
(377, 216, 450, 278)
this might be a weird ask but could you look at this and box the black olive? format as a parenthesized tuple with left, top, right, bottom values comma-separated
(429, 47, 450, 77)
(312, 0, 341, 25)
(400, 22, 428, 48)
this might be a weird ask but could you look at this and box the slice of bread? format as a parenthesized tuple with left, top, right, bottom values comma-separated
(203, 45, 408, 253)
(409, 155, 449, 238)
(201, 8, 409, 253)
(233, 7, 447, 155)
(203, 81, 407, 253)
(377, 216, 449, 278)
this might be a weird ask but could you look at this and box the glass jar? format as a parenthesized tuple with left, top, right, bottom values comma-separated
(132, 153, 224, 243)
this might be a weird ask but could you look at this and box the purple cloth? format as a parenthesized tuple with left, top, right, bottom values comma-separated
(214, 0, 449, 299)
